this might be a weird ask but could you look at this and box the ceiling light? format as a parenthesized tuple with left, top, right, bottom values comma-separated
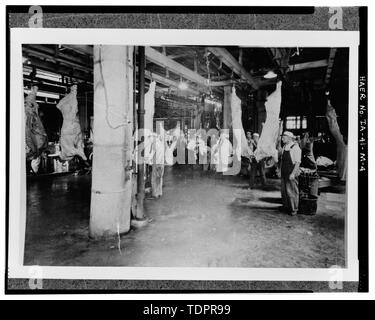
(263, 70, 277, 79)
(178, 81, 188, 91)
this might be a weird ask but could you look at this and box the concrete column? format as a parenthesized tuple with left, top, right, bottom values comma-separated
(135, 46, 146, 220)
(90, 45, 134, 238)
(223, 86, 232, 129)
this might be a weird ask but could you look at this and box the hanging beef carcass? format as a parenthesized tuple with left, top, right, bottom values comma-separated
(143, 81, 156, 165)
(231, 87, 252, 161)
(144, 81, 156, 133)
(325, 95, 347, 181)
(24, 85, 48, 170)
(57, 85, 87, 161)
(255, 81, 282, 163)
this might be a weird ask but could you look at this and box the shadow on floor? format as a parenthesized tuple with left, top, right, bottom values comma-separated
(258, 197, 283, 204)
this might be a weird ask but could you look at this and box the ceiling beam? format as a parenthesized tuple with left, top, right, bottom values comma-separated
(145, 71, 200, 96)
(23, 47, 92, 73)
(238, 48, 243, 65)
(209, 79, 237, 87)
(23, 73, 70, 88)
(209, 58, 231, 78)
(62, 44, 93, 56)
(25, 57, 92, 83)
(23, 78, 67, 95)
(25, 45, 93, 68)
(168, 53, 194, 60)
(288, 59, 328, 72)
(145, 47, 208, 86)
(207, 47, 259, 89)
(30, 45, 233, 91)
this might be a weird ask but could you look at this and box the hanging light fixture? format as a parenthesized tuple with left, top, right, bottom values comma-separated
(178, 77, 188, 91)
(263, 70, 277, 79)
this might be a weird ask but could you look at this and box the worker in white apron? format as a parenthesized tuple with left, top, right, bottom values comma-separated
(280, 131, 301, 216)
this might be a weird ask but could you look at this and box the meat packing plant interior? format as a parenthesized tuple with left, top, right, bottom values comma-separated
(23, 45, 348, 268)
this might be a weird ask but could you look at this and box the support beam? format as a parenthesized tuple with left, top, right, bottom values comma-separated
(25, 57, 92, 83)
(146, 47, 226, 91)
(161, 47, 170, 78)
(62, 44, 93, 56)
(136, 46, 146, 220)
(168, 53, 193, 59)
(209, 79, 238, 87)
(288, 59, 328, 72)
(90, 45, 134, 238)
(324, 48, 337, 86)
(33, 44, 92, 66)
(208, 47, 259, 89)
(23, 74, 70, 89)
(61, 45, 251, 92)
(60, 45, 237, 90)
(145, 71, 200, 96)
(23, 47, 92, 72)
(145, 47, 208, 86)
(209, 59, 231, 78)
(238, 48, 243, 65)
(23, 78, 67, 95)
(210, 74, 228, 81)
(193, 56, 198, 73)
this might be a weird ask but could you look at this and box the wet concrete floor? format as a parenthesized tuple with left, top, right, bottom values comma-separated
(24, 166, 345, 268)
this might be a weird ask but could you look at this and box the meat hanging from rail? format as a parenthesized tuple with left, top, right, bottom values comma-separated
(325, 96, 347, 181)
(255, 81, 282, 163)
(56, 85, 87, 161)
(24, 85, 48, 161)
(143, 81, 157, 165)
(230, 86, 252, 161)
(144, 81, 156, 134)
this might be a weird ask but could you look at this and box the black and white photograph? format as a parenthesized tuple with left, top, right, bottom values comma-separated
(21, 44, 350, 269)
(4, 5, 369, 296)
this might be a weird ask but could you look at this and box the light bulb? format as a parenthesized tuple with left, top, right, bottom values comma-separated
(263, 70, 277, 79)
(178, 81, 188, 90)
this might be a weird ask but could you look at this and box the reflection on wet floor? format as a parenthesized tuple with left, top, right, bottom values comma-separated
(24, 166, 345, 268)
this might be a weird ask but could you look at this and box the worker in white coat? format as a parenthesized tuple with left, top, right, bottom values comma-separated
(249, 133, 266, 188)
(151, 133, 165, 198)
(215, 131, 233, 173)
(280, 131, 301, 216)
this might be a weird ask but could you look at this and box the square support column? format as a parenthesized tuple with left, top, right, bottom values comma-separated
(90, 45, 134, 238)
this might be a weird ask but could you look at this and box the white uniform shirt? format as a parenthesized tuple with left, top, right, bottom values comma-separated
(154, 137, 165, 165)
(282, 142, 302, 164)
(164, 140, 177, 166)
(217, 137, 233, 172)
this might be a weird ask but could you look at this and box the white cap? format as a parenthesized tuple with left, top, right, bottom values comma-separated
(282, 131, 295, 138)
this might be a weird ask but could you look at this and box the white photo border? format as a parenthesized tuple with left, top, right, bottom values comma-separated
(8, 28, 359, 281)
